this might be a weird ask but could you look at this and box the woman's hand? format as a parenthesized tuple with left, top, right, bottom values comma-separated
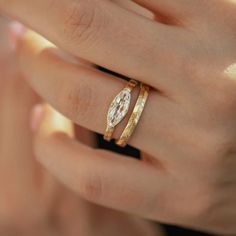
(0, 21, 161, 236)
(2, 0, 236, 234)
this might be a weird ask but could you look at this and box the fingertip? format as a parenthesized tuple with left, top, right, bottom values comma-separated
(30, 104, 45, 132)
(7, 21, 26, 51)
(30, 104, 74, 162)
(30, 103, 74, 143)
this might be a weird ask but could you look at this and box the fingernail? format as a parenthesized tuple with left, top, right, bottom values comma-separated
(30, 104, 45, 132)
(7, 21, 26, 51)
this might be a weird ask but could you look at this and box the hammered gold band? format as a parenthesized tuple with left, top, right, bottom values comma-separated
(104, 79, 138, 142)
(116, 83, 149, 147)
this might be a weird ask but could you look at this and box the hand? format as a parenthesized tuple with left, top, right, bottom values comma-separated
(2, 0, 236, 234)
(0, 21, 160, 236)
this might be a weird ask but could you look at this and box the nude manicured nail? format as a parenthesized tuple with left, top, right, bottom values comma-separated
(7, 21, 26, 51)
(30, 104, 45, 132)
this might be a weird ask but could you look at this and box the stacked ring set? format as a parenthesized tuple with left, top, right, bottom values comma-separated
(104, 79, 150, 147)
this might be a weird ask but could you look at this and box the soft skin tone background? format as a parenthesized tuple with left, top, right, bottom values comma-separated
(1, 0, 236, 235)
(0, 11, 163, 236)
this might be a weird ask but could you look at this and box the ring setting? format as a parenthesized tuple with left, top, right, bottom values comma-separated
(104, 79, 138, 142)
(104, 79, 149, 147)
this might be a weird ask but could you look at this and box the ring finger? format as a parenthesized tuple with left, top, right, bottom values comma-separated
(18, 31, 178, 156)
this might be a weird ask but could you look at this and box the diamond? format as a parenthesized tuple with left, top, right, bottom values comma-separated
(107, 89, 131, 128)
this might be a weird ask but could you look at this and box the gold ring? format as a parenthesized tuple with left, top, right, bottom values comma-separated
(116, 83, 149, 147)
(104, 79, 138, 142)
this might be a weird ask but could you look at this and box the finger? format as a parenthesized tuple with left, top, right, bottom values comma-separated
(0, 22, 39, 173)
(0, 59, 46, 220)
(0, 72, 39, 181)
(0, 26, 62, 221)
(112, 0, 154, 19)
(32, 104, 169, 221)
(133, 0, 210, 21)
(18, 31, 176, 156)
(0, 0, 184, 89)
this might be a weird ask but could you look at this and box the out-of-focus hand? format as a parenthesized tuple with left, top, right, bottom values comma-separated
(0, 21, 162, 236)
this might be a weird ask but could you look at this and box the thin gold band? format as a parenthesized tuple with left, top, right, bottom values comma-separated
(116, 83, 149, 147)
(104, 79, 138, 142)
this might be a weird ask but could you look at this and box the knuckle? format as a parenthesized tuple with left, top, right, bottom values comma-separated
(200, 87, 236, 137)
(178, 53, 203, 82)
(210, 84, 236, 113)
(195, 191, 236, 235)
(205, 207, 236, 235)
(60, 82, 94, 124)
(199, 132, 231, 164)
(80, 171, 104, 202)
(151, 182, 214, 226)
(176, 186, 215, 226)
(192, 190, 214, 219)
(63, 0, 102, 46)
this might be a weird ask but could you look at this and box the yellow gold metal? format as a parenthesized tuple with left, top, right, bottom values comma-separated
(104, 126, 115, 141)
(104, 79, 138, 142)
(116, 83, 150, 147)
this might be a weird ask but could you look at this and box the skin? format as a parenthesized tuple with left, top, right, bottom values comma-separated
(0, 0, 236, 234)
(0, 20, 161, 236)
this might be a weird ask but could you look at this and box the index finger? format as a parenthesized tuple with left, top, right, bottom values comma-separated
(0, 0, 184, 89)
